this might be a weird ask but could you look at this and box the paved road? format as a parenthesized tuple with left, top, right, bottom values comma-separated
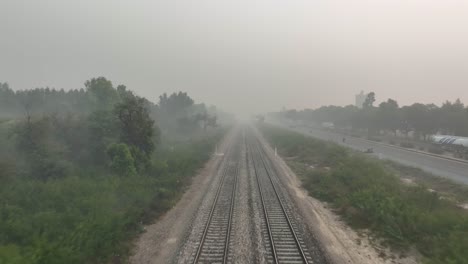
(271, 121, 468, 185)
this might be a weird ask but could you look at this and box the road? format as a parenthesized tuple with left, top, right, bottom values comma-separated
(272, 121, 468, 185)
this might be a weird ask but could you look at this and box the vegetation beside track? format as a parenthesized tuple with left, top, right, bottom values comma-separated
(0, 133, 224, 264)
(0, 78, 227, 263)
(259, 124, 468, 264)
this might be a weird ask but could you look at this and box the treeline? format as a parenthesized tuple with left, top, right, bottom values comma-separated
(0, 79, 232, 138)
(273, 92, 468, 139)
(0, 77, 226, 263)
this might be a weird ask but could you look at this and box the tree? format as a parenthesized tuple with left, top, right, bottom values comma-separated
(377, 99, 401, 135)
(107, 143, 136, 176)
(363, 92, 376, 108)
(114, 93, 158, 163)
(85, 77, 118, 110)
(359, 92, 378, 136)
(0, 83, 19, 117)
(87, 110, 119, 163)
(402, 103, 437, 140)
(13, 116, 70, 179)
(14, 117, 51, 156)
(16, 90, 37, 122)
(439, 99, 467, 136)
(157, 92, 197, 134)
(158, 92, 194, 115)
(0, 82, 9, 92)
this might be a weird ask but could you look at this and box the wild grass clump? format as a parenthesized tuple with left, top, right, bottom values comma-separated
(260, 124, 468, 264)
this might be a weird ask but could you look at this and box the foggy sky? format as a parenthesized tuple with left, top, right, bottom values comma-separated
(1, 0, 468, 116)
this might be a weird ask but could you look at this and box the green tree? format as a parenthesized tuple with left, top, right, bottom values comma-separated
(87, 110, 119, 164)
(377, 99, 401, 135)
(114, 93, 158, 168)
(402, 103, 437, 140)
(439, 99, 467, 136)
(106, 143, 136, 176)
(13, 116, 70, 179)
(85, 77, 118, 110)
(158, 92, 194, 115)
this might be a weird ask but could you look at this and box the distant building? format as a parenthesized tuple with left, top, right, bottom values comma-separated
(355, 91, 366, 108)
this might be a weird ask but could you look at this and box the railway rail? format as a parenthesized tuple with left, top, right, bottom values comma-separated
(248, 135, 313, 264)
(184, 129, 321, 264)
(191, 141, 240, 264)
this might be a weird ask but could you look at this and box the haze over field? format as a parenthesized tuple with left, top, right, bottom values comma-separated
(1, 0, 468, 115)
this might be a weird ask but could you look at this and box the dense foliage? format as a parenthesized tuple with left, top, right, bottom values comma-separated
(272, 93, 468, 138)
(0, 78, 226, 263)
(260, 124, 468, 264)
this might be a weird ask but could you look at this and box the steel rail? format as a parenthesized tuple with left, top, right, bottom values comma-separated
(192, 142, 238, 264)
(251, 134, 310, 264)
(249, 142, 279, 263)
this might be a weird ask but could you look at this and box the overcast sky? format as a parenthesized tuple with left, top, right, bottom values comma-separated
(1, 0, 468, 116)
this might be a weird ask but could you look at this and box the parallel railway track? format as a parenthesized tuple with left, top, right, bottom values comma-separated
(191, 141, 239, 264)
(188, 130, 316, 264)
(248, 135, 312, 264)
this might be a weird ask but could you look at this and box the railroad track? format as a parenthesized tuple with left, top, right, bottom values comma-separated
(248, 135, 313, 264)
(191, 141, 240, 264)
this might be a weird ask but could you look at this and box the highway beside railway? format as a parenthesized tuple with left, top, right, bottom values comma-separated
(271, 121, 468, 185)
